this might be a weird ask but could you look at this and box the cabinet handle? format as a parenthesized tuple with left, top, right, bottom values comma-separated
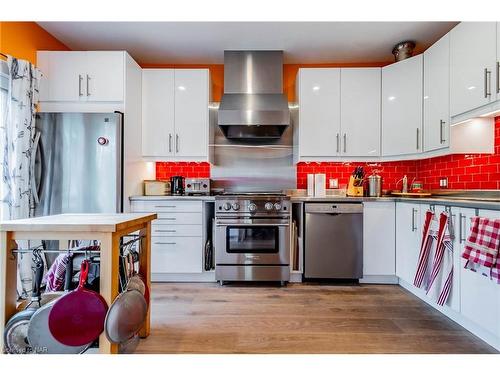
(155, 230, 177, 233)
(155, 242, 176, 245)
(343, 133, 347, 153)
(176, 134, 179, 153)
(155, 205, 176, 208)
(484, 68, 492, 98)
(411, 208, 417, 232)
(336, 133, 340, 153)
(459, 213, 466, 244)
(169, 134, 172, 153)
(416, 128, 420, 150)
(158, 218, 176, 221)
(86, 74, 90, 96)
(440, 120, 446, 144)
(78, 75, 83, 97)
(497, 62, 500, 94)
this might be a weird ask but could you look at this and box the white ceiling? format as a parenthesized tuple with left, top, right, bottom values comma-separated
(37, 22, 458, 65)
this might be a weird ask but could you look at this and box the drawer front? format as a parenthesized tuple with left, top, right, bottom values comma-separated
(131, 200, 202, 213)
(152, 224, 202, 237)
(151, 237, 203, 274)
(154, 212, 202, 225)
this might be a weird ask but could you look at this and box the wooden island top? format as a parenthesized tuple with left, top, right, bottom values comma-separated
(0, 213, 157, 233)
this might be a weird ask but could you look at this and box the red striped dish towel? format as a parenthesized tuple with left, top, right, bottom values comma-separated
(414, 210, 435, 288)
(463, 216, 500, 284)
(426, 212, 454, 306)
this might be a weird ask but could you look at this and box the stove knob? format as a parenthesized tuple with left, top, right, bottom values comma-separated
(223, 202, 232, 211)
(232, 203, 240, 211)
(274, 203, 282, 211)
(248, 203, 257, 212)
(264, 202, 274, 211)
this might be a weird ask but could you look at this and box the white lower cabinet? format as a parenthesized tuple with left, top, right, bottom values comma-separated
(396, 202, 500, 350)
(131, 199, 207, 278)
(361, 201, 396, 282)
(151, 237, 203, 274)
(395, 202, 421, 284)
(459, 209, 500, 338)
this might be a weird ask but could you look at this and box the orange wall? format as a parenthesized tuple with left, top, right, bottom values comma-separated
(141, 61, 389, 102)
(0, 22, 70, 64)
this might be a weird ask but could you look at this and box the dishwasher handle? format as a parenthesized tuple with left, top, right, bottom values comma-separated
(305, 203, 363, 214)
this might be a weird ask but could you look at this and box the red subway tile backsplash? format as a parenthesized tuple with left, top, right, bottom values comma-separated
(415, 116, 500, 190)
(155, 162, 210, 181)
(155, 117, 500, 191)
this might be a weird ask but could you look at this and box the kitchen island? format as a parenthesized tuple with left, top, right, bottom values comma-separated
(0, 213, 157, 354)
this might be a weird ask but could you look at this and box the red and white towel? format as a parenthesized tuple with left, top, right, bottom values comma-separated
(426, 212, 454, 306)
(462, 216, 500, 284)
(414, 210, 454, 306)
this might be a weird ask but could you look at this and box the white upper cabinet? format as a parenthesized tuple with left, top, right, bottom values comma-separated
(297, 68, 341, 157)
(450, 22, 497, 117)
(141, 69, 210, 161)
(142, 69, 175, 157)
(424, 34, 450, 152)
(340, 68, 381, 157)
(39, 51, 86, 102)
(497, 22, 500, 101)
(174, 70, 209, 158)
(37, 51, 125, 102)
(382, 55, 423, 156)
(85, 52, 124, 102)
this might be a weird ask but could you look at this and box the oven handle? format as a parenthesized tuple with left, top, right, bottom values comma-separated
(215, 222, 290, 227)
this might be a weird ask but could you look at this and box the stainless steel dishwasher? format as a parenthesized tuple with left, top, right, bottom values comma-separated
(304, 203, 363, 279)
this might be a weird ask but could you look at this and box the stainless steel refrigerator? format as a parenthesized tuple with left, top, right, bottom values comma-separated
(33, 112, 123, 217)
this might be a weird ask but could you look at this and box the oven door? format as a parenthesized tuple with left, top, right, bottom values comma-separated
(215, 219, 290, 265)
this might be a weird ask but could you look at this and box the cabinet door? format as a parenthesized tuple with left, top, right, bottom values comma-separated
(85, 51, 124, 102)
(420, 205, 460, 312)
(460, 209, 500, 337)
(298, 69, 341, 157)
(341, 68, 381, 157)
(142, 69, 175, 157)
(174, 69, 209, 158)
(450, 22, 497, 116)
(151, 237, 203, 274)
(396, 203, 421, 284)
(497, 22, 500, 101)
(382, 55, 423, 156)
(424, 34, 450, 152)
(47, 51, 87, 101)
(363, 201, 395, 276)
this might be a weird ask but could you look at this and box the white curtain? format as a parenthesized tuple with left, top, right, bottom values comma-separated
(0, 56, 42, 298)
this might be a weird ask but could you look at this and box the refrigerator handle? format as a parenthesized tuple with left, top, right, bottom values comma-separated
(30, 131, 41, 210)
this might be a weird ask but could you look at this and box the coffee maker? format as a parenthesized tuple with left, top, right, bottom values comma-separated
(170, 176, 185, 196)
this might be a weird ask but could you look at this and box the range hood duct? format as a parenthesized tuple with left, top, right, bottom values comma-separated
(218, 51, 290, 139)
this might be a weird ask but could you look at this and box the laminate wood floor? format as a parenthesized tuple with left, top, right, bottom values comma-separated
(134, 283, 498, 354)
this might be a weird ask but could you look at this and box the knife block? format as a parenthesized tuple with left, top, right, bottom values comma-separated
(347, 176, 364, 197)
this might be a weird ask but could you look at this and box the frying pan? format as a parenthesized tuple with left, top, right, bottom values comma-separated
(126, 252, 147, 298)
(129, 250, 150, 304)
(3, 250, 44, 354)
(27, 254, 90, 354)
(48, 260, 108, 347)
(105, 255, 147, 344)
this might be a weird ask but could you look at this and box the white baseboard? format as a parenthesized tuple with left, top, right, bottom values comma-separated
(399, 279, 500, 351)
(289, 272, 303, 283)
(152, 272, 216, 282)
(360, 275, 399, 284)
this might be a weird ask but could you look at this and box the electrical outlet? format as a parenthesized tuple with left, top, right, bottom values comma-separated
(329, 178, 339, 189)
(439, 177, 448, 188)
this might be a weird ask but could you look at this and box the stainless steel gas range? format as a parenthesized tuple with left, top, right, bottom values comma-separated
(215, 193, 291, 285)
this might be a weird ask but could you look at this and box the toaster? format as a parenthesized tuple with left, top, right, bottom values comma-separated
(185, 178, 210, 196)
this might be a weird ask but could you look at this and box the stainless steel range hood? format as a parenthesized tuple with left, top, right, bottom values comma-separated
(218, 51, 290, 140)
